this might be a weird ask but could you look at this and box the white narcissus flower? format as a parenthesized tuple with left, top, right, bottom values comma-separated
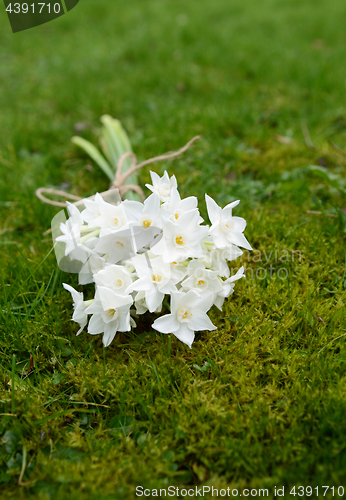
(78, 254, 105, 285)
(151, 210, 209, 263)
(93, 231, 136, 264)
(56, 219, 81, 258)
(181, 260, 224, 298)
(94, 264, 133, 295)
(206, 195, 252, 251)
(62, 283, 89, 335)
(123, 193, 162, 230)
(134, 290, 149, 315)
(169, 260, 188, 282)
(91, 199, 129, 236)
(161, 187, 203, 224)
(81, 192, 104, 227)
(208, 245, 244, 278)
(56, 203, 83, 258)
(56, 202, 99, 265)
(123, 193, 162, 250)
(152, 290, 216, 348)
(134, 290, 163, 315)
(66, 201, 83, 226)
(85, 287, 133, 347)
(214, 266, 246, 310)
(146, 170, 177, 202)
(127, 254, 178, 312)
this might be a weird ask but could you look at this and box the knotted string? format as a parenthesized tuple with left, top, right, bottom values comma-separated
(36, 136, 200, 208)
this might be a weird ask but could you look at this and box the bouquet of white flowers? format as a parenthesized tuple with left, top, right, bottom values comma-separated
(56, 169, 251, 348)
(38, 118, 252, 348)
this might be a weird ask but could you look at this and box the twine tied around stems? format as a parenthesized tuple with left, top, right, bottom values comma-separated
(35, 136, 200, 208)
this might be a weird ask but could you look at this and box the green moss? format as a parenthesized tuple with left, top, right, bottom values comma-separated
(1, 0, 346, 497)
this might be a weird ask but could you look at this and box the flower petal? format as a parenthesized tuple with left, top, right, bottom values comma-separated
(227, 231, 253, 250)
(174, 323, 195, 348)
(63, 283, 83, 304)
(152, 314, 180, 333)
(103, 322, 118, 346)
(88, 314, 104, 334)
(189, 312, 217, 332)
(205, 194, 222, 225)
(145, 288, 164, 313)
(232, 216, 247, 233)
(98, 286, 133, 310)
(222, 200, 240, 218)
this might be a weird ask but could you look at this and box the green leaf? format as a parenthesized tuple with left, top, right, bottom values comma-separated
(100, 116, 130, 170)
(0, 470, 11, 483)
(100, 116, 139, 200)
(136, 433, 148, 446)
(329, 307, 345, 321)
(109, 415, 134, 436)
(193, 361, 211, 372)
(307, 165, 346, 192)
(61, 346, 73, 358)
(176, 470, 193, 482)
(99, 135, 117, 168)
(109, 415, 134, 429)
(71, 136, 114, 181)
(55, 444, 85, 462)
(100, 115, 132, 160)
(2, 431, 20, 455)
(52, 372, 67, 385)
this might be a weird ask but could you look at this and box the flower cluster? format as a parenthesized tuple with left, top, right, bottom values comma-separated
(58, 171, 251, 348)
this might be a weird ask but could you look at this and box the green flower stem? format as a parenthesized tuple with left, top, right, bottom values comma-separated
(80, 225, 98, 235)
(80, 229, 100, 244)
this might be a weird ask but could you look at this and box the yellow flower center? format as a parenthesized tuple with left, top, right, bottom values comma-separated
(220, 219, 234, 233)
(116, 241, 124, 247)
(116, 279, 122, 287)
(178, 306, 192, 322)
(143, 220, 151, 228)
(197, 280, 205, 286)
(175, 236, 184, 245)
(174, 213, 179, 220)
(108, 308, 116, 317)
(153, 274, 162, 283)
(114, 217, 118, 225)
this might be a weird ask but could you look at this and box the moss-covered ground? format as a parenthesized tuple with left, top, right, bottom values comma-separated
(1, 0, 346, 498)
